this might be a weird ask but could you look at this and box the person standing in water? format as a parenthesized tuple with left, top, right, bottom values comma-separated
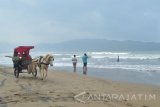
(82, 53, 88, 75)
(72, 55, 77, 72)
(117, 56, 120, 62)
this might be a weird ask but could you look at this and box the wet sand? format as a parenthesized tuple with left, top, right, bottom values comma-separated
(0, 67, 160, 107)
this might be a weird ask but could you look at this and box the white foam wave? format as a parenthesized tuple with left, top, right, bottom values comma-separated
(91, 52, 129, 55)
(92, 56, 107, 59)
(2, 51, 160, 73)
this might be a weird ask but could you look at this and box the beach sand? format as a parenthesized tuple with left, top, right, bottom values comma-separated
(0, 67, 160, 107)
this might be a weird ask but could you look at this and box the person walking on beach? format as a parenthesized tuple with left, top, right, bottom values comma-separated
(82, 53, 88, 75)
(72, 55, 77, 72)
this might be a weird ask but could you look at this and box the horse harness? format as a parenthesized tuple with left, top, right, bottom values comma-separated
(38, 55, 51, 67)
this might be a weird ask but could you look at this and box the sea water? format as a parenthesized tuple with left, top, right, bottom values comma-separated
(1, 51, 160, 86)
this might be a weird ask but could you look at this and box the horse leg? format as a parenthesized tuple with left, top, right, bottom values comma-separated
(32, 64, 35, 75)
(44, 69, 48, 79)
(42, 69, 45, 80)
(39, 68, 43, 80)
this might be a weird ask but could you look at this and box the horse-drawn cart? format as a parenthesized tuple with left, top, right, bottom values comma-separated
(12, 46, 37, 78)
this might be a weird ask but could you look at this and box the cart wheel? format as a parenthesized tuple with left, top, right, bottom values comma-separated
(14, 68, 19, 78)
(32, 69, 37, 77)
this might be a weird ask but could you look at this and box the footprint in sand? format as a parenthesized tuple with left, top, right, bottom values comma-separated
(0, 97, 7, 107)
(0, 79, 6, 87)
(142, 105, 148, 107)
(15, 78, 20, 83)
(126, 103, 133, 106)
(18, 84, 26, 90)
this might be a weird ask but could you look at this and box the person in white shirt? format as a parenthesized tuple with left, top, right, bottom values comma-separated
(72, 55, 77, 72)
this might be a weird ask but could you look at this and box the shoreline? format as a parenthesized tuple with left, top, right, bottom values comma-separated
(51, 66, 160, 87)
(0, 66, 160, 107)
(2, 65, 160, 86)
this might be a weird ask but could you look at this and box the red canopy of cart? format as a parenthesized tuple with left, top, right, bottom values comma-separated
(14, 46, 34, 54)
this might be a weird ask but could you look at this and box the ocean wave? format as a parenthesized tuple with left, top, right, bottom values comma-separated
(91, 56, 107, 59)
(2, 51, 160, 73)
(54, 63, 73, 67)
(53, 63, 160, 72)
(91, 52, 130, 55)
(87, 65, 160, 72)
(61, 58, 71, 61)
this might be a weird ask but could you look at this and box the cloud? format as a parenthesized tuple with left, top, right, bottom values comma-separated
(0, 0, 160, 44)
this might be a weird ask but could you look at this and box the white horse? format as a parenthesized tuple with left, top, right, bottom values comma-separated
(33, 54, 54, 80)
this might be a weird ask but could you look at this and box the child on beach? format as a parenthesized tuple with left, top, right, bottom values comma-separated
(72, 55, 77, 72)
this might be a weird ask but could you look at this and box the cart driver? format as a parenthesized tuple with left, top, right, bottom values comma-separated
(12, 52, 22, 69)
(12, 52, 19, 62)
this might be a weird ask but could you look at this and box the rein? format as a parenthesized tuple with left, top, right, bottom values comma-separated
(40, 62, 50, 65)
(39, 55, 51, 66)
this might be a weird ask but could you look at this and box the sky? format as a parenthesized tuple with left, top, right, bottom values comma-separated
(0, 0, 160, 45)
